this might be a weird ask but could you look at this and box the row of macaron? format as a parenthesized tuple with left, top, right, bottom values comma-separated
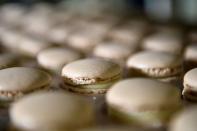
(3, 63, 197, 131)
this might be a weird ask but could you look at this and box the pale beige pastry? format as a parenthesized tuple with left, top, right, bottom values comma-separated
(127, 51, 183, 83)
(169, 106, 197, 131)
(37, 47, 82, 74)
(142, 32, 183, 55)
(19, 36, 53, 57)
(93, 42, 136, 65)
(106, 78, 182, 127)
(10, 91, 94, 131)
(184, 44, 197, 71)
(0, 67, 51, 101)
(61, 58, 121, 94)
(182, 68, 197, 101)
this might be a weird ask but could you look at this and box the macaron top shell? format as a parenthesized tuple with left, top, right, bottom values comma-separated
(93, 43, 134, 61)
(169, 106, 197, 131)
(0, 67, 51, 91)
(10, 91, 94, 131)
(184, 68, 197, 90)
(106, 78, 180, 111)
(143, 33, 182, 54)
(127, 51, 181, 69)
(184, 44, 197, 61)
(37, 47, 82, 71)
(62, 58, 121, 85)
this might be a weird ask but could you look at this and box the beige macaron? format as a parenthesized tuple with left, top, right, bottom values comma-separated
(9, 91, 94, 131)
(142, 33, 183, 55)
(108, 23, 146, 47)
(184, 44, 197, 71)
(67, 24, 107, 53)
(169, 106, 197, 131)
(182, 68, 197, 101)
(37, 47, 82, 74)
(106, 78, 181, 127)
(0, 67, 51, 101)
(127, 51, 183, 83)
(47, 25, 72, 45)
(61, 58, 121, 94)
(78, 126, 155, 131)
(19, 36, 53, 57)
(93, 42, 136, 65)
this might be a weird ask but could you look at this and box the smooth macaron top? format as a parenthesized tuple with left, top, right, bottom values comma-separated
(184, 68, 197, 89)
(169, 106, 197, 131)
(10, 91, 94, 131)
(93, 42, 135, 61)
(184, 44, 197, 61)
(0, 67, 51, 91)
(62, 58, 121, 85)
(37, 47, 82, 71)
(106, 78, 181, 111)
(127, 51, 181, 69)
(142, 33, 182, 54)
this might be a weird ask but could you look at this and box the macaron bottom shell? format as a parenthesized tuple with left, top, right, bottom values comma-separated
(62, 78, 120, 95)
(0, 85, 50, 105)
(182, 84, 197, 102)
(108, 106, 181, 128)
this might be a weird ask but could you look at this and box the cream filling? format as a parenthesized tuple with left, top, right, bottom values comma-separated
(128, 66, 182, 78)
(108, 105, 181, 127)
(62, 79, 120, 94)
(63, 73, 121, 85)
(182, 84, 197, 101)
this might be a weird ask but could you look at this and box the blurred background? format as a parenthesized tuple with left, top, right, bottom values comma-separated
(0, 0, 197, 26)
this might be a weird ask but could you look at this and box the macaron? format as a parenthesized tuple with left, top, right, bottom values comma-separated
(0, 53, 19, 69)
(93, 42, 136, 65)
(106, 78, 181, 127)
(0, 67, 51, 101)
(127, 51, 183, 83)
(169, 106, 197, 131)
(67, 25, 107, 53)
(47, 25, 72, 45)
(182, 68, 197, 101)
(78, 126, 155, 131)
(9, 91, 94, 131)
(142, 33, 183, 55)
(19, 36, 53, 57)
(184, 44, 197, 71)
(61, 58, 122, 94)
(108, 23, 146, 47)
(37, 47, 82, 74)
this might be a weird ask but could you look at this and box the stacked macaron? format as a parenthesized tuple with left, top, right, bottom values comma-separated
(61, 58, 122, 94)
(127, 51, 183, 83)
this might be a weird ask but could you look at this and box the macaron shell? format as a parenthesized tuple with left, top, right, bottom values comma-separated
(127, 51, 182, 69)
(184, 68, 197, 91)
(169, 106, 197, 131)
(10, 91, 94, 131)
(106, 78, 181, 111)
(37, 47, 82, 71)
(143, 33, 182, 54)
(93, 43, 134, 61)
(62, 58, 121, 84)
(0, 67, 51, 91)
(184, 44, 197, 61)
